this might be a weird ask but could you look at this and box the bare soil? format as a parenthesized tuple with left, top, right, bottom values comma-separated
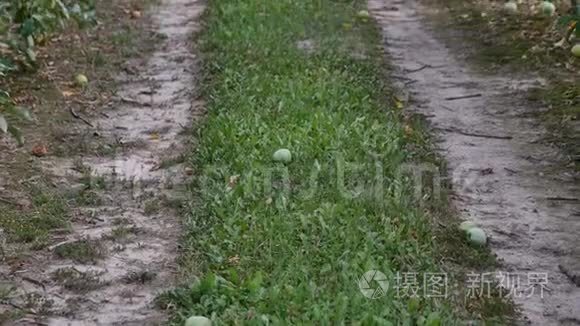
(0, 0, 205, 324)
(370, 0, 580, 324)
(422, 0, 580, 172)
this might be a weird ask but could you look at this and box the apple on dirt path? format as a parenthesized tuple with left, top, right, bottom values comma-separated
(75, 73, 88, 87)
(503, 1, 517, 14)
(572, 44, 580, 58)
(541, 1, 556, 16)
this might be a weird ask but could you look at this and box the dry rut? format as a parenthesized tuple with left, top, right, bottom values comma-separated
(370, 0, 580, 325)
(3, 0, 204, 324)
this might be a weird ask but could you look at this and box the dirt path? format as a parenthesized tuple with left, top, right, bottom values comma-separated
(3, 0, 204, 324)
(370, 0, 580, 324)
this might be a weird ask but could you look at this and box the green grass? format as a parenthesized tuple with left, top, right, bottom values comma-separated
(0, 188, 69, 244)
(143, 199, 161, 216)
(527, 82, 580, 170)
(52, 267, 108, 293)
(53, 239, 105, 264)
(103, 225, 141, 242)
(162, 0, 495, 324)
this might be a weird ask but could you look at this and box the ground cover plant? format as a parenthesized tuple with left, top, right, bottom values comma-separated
(161, 0, 509, 324)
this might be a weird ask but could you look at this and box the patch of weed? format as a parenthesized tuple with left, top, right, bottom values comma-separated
(53, 239, 105, 264)
(52, 267, 108, 293)
(79, 173, 106, 191)
(123, 270, 156, 284)
(112, 217, 131, 225)
(103, 225, 141, 242)
(0, 188, 69, 243)
(158, 154, 186, 169)
(143, 199, 160, 216)
(0, 284, 15, 302)
(23, 292, 53, 315)
(528, 82, 580, 168)
(111, 25, 139, 57)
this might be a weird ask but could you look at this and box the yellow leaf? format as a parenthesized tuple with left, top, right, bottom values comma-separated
(404, 125, 413, 137)
(61, 90, 76, 98)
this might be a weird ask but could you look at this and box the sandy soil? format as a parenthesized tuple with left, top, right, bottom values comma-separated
(370, 0, 580, 324)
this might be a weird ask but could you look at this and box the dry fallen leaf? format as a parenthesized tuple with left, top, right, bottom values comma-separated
(227, 255, 240, 265)
(403, 125, 413, 137)
(31, 144, 48, 157)
(228, 175, 240, 188)
(395, 100, 404, 110)
(61, 90, 76, 98)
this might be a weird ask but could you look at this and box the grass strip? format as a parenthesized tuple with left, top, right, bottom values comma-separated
(163, 0, 467, 324)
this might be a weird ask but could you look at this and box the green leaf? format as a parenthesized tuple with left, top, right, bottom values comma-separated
(0, 114, 7, 133)
(558, 14, 580, 27)
(16, 107, 33, 121)
(26, 35, 34, 48)
(4, 105, 33, 122)
(55, 0, 70, 19)
(7, 124, 24, 146)
(20, 18, 36, 37)
(25, 48, 36, 63)
(70, 3, 82, 15)
(0, 57, 16, 76)
(0, 90, 10, 101)
(426, 312, 441, 326)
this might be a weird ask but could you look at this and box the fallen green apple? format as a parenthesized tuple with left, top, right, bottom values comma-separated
(503, 1, 517, 14)
(357, 10, 370, 19)
(459, 221, 476, 232)
(572, 44, 580, 58)
(184, 316, 211, 326)
(75, 73, 88, 87)
(273, 148, 292, 163)
(541, 1, 555, 16)
(467, 227, 487, 246)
